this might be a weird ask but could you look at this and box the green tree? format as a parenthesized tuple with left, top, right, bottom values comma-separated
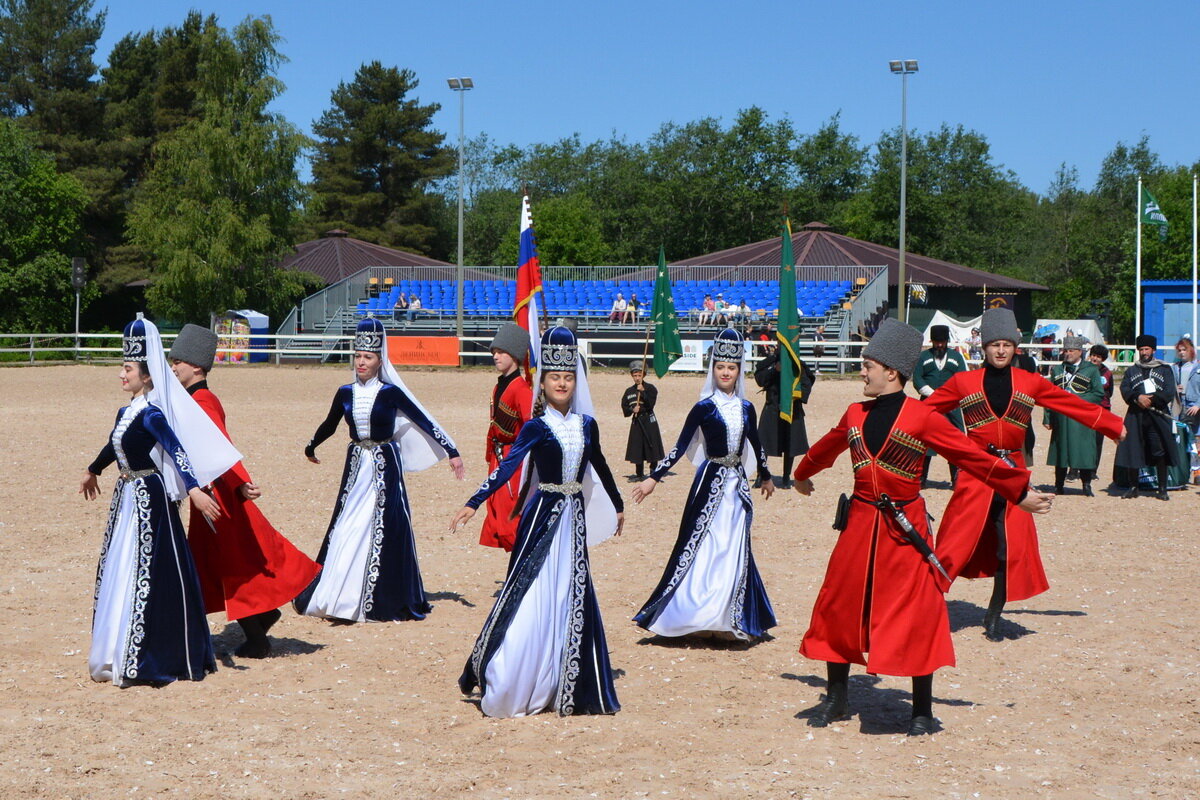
(844, 124, 1032, 273)
(95, 12, 217, 288)
(791, 113, 869, 227)
(0, 118, 89, 329)
(128, 16, 309, 324)
(309, 62, 452, 254)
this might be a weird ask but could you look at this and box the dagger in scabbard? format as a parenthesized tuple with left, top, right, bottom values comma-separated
(878, 493, 951, 582)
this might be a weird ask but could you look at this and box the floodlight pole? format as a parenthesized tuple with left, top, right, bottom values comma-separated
(890, 60, 918, 324)
(448, 77, 474, 340)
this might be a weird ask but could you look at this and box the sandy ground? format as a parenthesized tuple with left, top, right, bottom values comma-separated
(1, 363, 1198, 800)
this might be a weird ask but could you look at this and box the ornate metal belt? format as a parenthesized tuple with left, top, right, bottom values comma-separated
(119, 468, 158, 481)
(538, 481, 583, 495)
(355, 438, 384, 449)
(710, 453, 742, 467)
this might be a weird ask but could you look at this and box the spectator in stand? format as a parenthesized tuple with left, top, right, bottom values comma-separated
(1172, 337, 1199, 416)
(624, 293, 641, 325)
(608, 292, 628, 323)
(714, 294, 728, 326)
(967, 327, 983, 361)
(406, 293, 422, 322)
(812, 325, 827, 367)
(395, 293, 409, 314)
(698, 294, 715, 326)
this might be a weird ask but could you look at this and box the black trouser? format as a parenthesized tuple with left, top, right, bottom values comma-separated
(1054, 466, 1093, 489)
(826, 662, 933, 719)
(986, 493, 1008, 616)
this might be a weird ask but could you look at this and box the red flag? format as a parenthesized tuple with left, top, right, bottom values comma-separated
(513, 194, 543, 374)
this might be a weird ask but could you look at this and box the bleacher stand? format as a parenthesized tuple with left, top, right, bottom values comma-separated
(352, 277, 857, 330)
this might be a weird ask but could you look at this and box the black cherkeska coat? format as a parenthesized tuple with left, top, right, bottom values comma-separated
(754, 349, 815, 457)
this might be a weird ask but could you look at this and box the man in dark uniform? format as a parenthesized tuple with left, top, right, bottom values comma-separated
(1042, 335, 1106, 496)
(1114, 335, 1177, 500)
(755, 342, 815, 488)
(913, 325, 968, 486)
(621, 360, 666, 480)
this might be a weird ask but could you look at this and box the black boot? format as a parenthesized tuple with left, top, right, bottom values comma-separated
(908, 715, 937, 736)
(907, 673, 936, 735)
(809, 663, 850, 727)
(235, 616, 271, 658)
(1081, 481, 1094, 497)
(809, 683, 849, 727)
(982, 607, 1004, 642)
(1054, 467, 1066, 495)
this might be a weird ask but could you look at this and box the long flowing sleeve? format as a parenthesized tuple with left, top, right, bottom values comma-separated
(754, 351, 779, 391)
(585, 417, 624, 512)
(306, 389, 345, 458)
(193, 390, 252, 489)
(88, 410, 121, 475)
(384, 384, 461, 459)
(641, 383, 658, 414)
(142, 407, 201, 492)
(743, 401, 771, 482)
(792, 408, 852, 482)
(620, 386, 636, 418)
(1033, 374, 1124, 440)
(649, 402, 706, 481)
(923, 410, 1028, 505)
(466, 420, 545, 509)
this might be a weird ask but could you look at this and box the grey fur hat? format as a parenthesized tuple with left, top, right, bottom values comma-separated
(629, 360, 645, 373)
(980, 308, 1020, 346)
(168, 323, 218, 372)
(489, 322, 528, 361)
(862, 318, 923, 378)
(1061, 335, 1085, 351)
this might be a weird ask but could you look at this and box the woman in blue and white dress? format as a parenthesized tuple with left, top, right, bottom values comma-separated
(450, 325, 625, 717)
(295, 318, 464, 623)
(631, 327, 776, 641)
(79, 315, 241, 686)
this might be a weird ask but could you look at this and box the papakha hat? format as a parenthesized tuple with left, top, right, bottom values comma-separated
(980, 308, 1020, 346)
(930, 325, 950, 342)
(168, 323, 218, 372)
(489, 322, 528, 361)
(862, 318, 923, 378)
(1061, 335, 1085, 352)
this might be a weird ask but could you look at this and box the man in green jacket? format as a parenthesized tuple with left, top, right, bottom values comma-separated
(913, 325, 968, 486)
(1043, 335, 1106, 496)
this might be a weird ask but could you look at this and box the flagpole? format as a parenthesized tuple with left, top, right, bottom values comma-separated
(1193, 173, 1197, 343)
(1136, 176, 1143, 337)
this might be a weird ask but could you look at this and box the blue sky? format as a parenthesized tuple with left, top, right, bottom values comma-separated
(94, 0, 1200, 194)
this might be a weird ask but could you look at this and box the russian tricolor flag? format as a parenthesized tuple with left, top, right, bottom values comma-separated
(513, 194, 543, 371)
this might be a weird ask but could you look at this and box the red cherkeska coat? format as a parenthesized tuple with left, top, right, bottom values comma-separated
(480, 373, 533, 551)
(793, 395, 1029, 677)
(187, 387, 320, 620)
(925, 367, 1124, 602)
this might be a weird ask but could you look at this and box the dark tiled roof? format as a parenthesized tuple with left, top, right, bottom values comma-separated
(670, 221, 1047, 290)
(279, 230, 451, 284)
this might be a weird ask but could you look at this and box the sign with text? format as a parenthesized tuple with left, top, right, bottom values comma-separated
(387, 336, 459, 366)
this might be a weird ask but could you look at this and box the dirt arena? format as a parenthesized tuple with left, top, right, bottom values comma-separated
(2, 362, 1197, 799)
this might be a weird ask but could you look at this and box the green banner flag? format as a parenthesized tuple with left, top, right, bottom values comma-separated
(776, 218, 804, 423)
(1141, 185, 1169, 241)
(651, 245, 684, 378)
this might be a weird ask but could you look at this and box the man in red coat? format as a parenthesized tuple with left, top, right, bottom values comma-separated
(792, 319, 1052, 735)
(480, 323, 533, 552)
(924, 308, 1125, 642)
(169, 324, 319, 658)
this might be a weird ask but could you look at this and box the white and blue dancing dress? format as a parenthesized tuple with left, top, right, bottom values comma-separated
(460, 407, 625, 717)
(295, 376, 459, 622)
(87, 395, 216, 686)
(634, 391, 777, 640)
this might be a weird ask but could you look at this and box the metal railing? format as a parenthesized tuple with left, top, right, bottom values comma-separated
(0, 331, 1150, 371)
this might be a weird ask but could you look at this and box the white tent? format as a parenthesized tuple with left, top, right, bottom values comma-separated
(1031, 318, 1105, 346)
(920, 311, 981, 347)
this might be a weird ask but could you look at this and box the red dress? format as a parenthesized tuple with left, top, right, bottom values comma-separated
(480, 373, 533, 551)
(793, 395, 1029, 676)
(187, 386, 320, 620)
(925, 368, 1124, 601)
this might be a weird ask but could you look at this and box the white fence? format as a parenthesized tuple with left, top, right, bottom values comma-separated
(0, 331, 1146, 371)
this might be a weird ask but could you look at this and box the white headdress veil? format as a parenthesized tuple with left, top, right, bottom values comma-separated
(355, 318, 457, 473)
(532, 325, 616, 545)
(686, 328, 754, 472)
(132, 315, 242, 500)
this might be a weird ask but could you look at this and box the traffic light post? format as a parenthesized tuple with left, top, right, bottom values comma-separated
(71, 257, 86, 358)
